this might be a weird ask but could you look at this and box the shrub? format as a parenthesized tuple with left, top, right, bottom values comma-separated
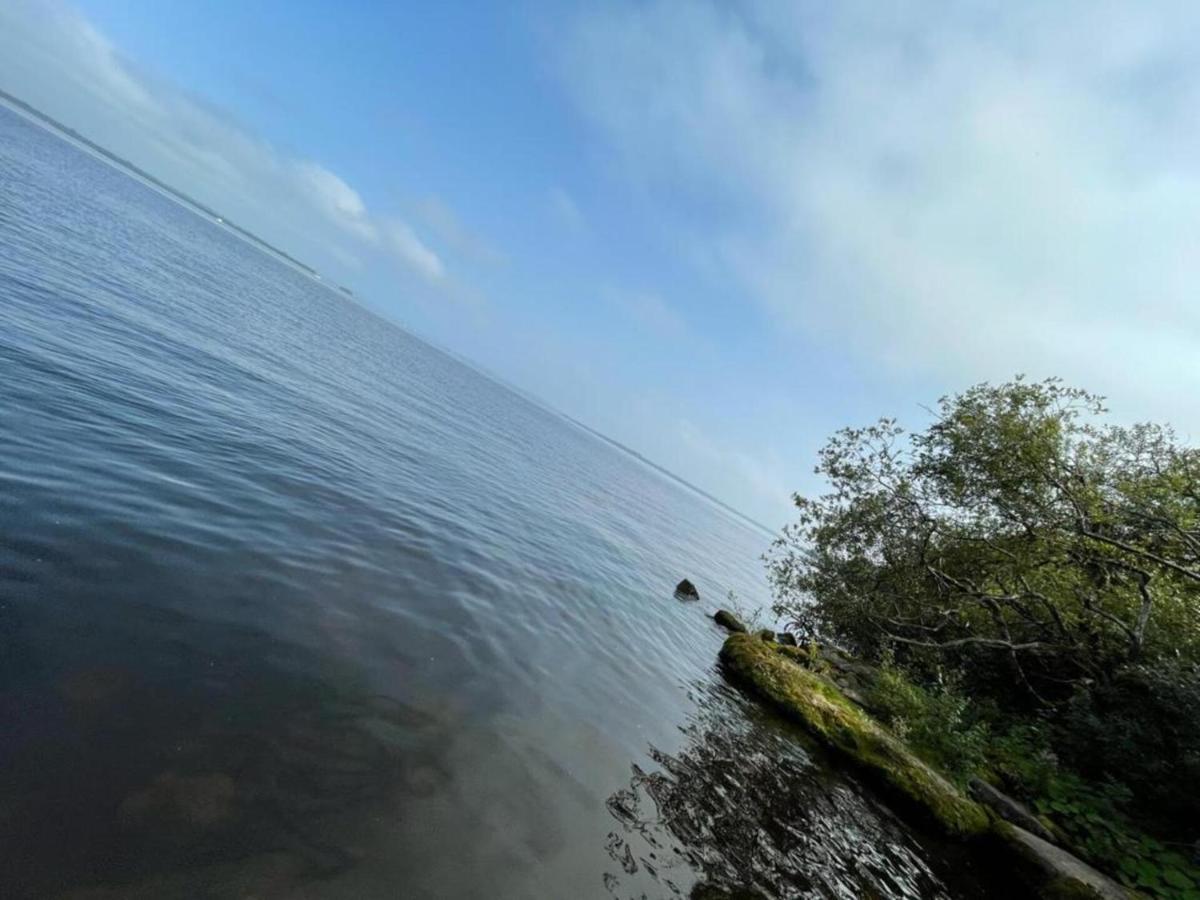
(868, 659, 989, 784)
(1055, 661, 1200, 833)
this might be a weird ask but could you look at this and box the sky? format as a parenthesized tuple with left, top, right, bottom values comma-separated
(1, 0, 1198, 528)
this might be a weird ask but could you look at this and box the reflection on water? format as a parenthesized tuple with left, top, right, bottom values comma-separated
(4, 613, 453, 899)
(2, 102, 999, 898)
(603, 684, 999, 900)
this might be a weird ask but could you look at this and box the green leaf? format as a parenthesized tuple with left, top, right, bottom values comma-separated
(1164, 868, 1195, 890)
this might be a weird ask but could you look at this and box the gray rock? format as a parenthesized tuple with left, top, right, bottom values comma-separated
(713, 609, 747, 633)
(1002, 823, 1134, 899)
(969, 778, 1056, 844)
(675, 578, 700, 600)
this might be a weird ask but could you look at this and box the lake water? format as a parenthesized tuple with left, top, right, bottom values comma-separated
(0, 103, 997, 899)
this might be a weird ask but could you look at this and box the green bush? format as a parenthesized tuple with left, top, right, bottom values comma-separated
(1032, 774, 1200, 899)
(1055, 661, 1200, 833)
(867, 660, 989, 784)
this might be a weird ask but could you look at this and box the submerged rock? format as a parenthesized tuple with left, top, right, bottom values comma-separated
(675, 578, 700, 600)
(119, 772, 236, 829)
(712, 609, 747, 633)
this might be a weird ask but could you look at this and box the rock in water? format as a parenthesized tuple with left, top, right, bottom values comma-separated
(674, 578, 700, 600)
(713, 609, 747, 633)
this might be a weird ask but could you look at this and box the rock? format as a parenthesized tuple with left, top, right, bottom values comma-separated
(119, 772, 236, 829)
(675, 578, 700, 600)
(998, 822, 1135, 899)
(776, 632, 798, 646)
(969, 777, 1057, 844)
(755, 629, 776, 642)
(719, 633, 990, 838)
(712, 609, 747, 633)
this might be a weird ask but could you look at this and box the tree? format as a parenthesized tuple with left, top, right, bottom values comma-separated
(768, 378, 1200, 701)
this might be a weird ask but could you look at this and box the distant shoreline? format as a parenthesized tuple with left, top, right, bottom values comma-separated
(0, 86, 775, 539)
(0, 87, 353, 299)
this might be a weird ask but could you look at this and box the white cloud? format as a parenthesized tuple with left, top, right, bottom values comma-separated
(561, 1, 1200, 427)
(385, 220, 445, 284)
(293, 162, 377, 243)
(0, 0, 465, 285)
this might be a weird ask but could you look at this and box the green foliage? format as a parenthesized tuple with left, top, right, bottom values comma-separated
(769, 377, 1200, 692)
(1033, 775, 1200, 899)
(768, 376, 1200, 835)
(868, 659, 989, 784)
(1056, 661, 1200, 829)
(719, 634, 990, 838)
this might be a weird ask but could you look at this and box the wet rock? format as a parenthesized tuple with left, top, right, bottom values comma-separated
(713, 610, 747, 633)
(691, 884, 769, 900)
(969, 777, 1057, 844)
(675, 578, 700, 600)
(998, 822, 1134, 899)
(776, 632, 798, 646)
(755, 629, 776, 642)
(119, 772, 236, 829)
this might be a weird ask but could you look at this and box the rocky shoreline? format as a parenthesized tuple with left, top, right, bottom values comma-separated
(710, 609, 1136, 900)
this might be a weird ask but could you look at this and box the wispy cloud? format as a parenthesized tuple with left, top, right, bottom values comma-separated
(0, 0, 465, 287)
(417, 195, 506, 266)
(293, 162, 378, 243)
(609, 289, 689, 339)
(548, 186, 586, 233)
(678, 419, 792, 524)
(561, 1, 1200, 425)
(385, 220, 445, 284)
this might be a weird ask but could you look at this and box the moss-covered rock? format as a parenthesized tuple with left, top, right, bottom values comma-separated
(718, 633, 990, 839)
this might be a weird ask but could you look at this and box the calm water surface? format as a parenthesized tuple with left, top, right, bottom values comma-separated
(0, 104, 996, 899)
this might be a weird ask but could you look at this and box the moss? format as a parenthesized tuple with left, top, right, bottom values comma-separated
(719, 633, 990, 839)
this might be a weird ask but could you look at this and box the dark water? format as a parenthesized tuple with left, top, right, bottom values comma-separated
(0, 104, 995, 899)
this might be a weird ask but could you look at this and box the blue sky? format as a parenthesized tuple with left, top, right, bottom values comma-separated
(2, 1, 1199, 527)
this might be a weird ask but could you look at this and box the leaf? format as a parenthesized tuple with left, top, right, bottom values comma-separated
(1164, 868, 1195, 890)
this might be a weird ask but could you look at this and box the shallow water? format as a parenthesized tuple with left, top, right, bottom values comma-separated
(0, 103, 996, 899)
